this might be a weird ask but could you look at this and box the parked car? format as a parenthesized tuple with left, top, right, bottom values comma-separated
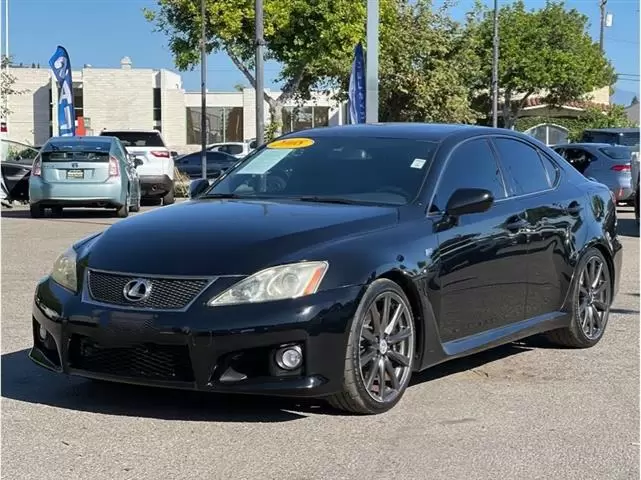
(100, 129, 175, 205)
(580, 127, 639, 148)
(552, 143, 634, 203)
(1, 140, 40, 203)
(175, 150, 239, 179)
(28, 136, 142, 218)
(207, 141, 254, 159)
(30, 124, 621, 414)
(632, 152, 640, 224)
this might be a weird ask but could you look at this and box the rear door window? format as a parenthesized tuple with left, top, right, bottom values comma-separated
(492, 138, 552, 195)
(218, 144, 244, 155)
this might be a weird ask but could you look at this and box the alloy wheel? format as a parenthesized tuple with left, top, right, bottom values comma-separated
(577, 256, 611, 340)
(358, 292, 414, 403)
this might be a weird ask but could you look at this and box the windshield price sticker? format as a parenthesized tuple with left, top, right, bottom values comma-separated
(267, 138, 315, 149)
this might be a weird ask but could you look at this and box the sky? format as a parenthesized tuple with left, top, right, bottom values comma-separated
(4, 0, 640, 105)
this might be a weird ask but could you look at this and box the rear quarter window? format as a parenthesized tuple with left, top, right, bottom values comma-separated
(599, 147, 632, 160)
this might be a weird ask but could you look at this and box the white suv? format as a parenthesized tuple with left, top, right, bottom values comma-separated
(100, 129, 175, 205)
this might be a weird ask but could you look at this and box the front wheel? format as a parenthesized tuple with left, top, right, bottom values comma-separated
(130, 190, 141, 213)
(29, 204, 44, 218)
(546, 248, 612, 348)
(115, 197, 130, 218)
(328, 279, 415, 414)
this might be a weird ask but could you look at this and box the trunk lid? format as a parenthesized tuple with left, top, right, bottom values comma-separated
(40, 148, 111, 184)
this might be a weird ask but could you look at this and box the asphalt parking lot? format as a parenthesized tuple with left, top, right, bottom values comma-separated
(1, 204, 639, 480)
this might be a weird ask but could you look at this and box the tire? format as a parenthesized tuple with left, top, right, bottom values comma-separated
(29, 204, 44, 218)
(130, 191, 141, 213)
(546, 247, 612, 348)
(162, 185, 175, 206)
(115, 198, 129, 218)
(51, 206, 63, 217)
(634, 189, 639, 224)
(328, 279, 416, 414)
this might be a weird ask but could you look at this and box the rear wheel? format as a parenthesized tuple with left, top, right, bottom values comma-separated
(115, 197, 130, 218)
(130, 190, 141, 212)
(546, 248, 611, 348)
(162, 185, 175, 206)
(328, 279, 415, 414)
(29, 204, 44, 218)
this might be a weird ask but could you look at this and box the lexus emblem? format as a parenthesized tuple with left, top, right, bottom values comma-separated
(122, 279, 153, 302)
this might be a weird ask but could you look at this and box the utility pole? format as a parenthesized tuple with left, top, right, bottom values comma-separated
(200, 0, 207, 179)
(255, 0, 265, 146)
(599, 0, 607, 52)
(491, 0, 499, 128)
(365, 0, 379, 123)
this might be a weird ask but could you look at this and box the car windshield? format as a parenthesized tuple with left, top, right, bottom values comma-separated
(204, 136, 438, 205)
(599, 146, 633, 160)
(41, 141, 111, 162)
(103, 131, 164, 147)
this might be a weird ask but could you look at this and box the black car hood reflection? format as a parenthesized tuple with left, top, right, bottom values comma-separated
(86, 198, 399, 276)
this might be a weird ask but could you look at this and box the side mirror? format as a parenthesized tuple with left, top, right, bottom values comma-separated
(171, 151, 178, 158)
(249, 140, 257, 149)
(445, 188, 493, 216)
(133, 158, 144, 167)
(189, 178, 210, 199)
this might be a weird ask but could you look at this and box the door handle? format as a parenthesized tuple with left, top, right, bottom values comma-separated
(505, 217, 528, 232)
(566, 202, 582, 215)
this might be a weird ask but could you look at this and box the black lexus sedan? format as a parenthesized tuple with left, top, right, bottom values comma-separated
(30, 124, 622, 414)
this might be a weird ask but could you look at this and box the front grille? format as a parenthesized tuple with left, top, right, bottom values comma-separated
(68, 335, 194, 382)
(87, 270, 210, 310)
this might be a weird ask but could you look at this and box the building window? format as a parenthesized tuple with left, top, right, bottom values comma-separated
(524, 123, 569, 146)
(153, 88, 162, 122)
(73, 82, 83, 120)
(281, 106, 330, 133)
(185, 106, 244, 144)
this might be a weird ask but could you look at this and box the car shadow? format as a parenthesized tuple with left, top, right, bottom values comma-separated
(618, 217, 639, 238)
(3, 344, 538, 420)
(0, 208, 138, 226)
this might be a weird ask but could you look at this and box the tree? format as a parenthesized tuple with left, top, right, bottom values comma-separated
(1, 55, 25, 119)
(144, 0, 374, 134)
(469, 0, 616, 128)
(376, 0, 479, 123)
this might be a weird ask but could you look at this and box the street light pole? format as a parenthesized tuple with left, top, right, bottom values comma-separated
(599, 0, 607, 52)
(255, 0, 265, 146)
(491, 0, 499, 128)
(365, 0, 379, 123)
(200, 0, 207, 179)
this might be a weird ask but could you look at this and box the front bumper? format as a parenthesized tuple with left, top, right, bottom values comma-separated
(140, 175, 173, 198)
(30, 276, 362, 398)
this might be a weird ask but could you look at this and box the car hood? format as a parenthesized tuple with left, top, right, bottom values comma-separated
(84, 199, 399, 276)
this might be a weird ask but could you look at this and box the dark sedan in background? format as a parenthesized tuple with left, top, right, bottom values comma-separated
(174, 150, 239, 180)
(30, 124, 621, 414)
(1, 140, 40, 203)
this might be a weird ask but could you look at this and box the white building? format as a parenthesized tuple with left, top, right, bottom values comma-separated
(6, 57, 347, 152)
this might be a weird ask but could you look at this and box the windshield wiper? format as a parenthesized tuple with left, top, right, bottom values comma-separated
(297, 196, 362, 205)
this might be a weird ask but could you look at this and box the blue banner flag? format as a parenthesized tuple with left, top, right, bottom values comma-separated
(348, 43, 366, 124)
(48, 46, 76, 136)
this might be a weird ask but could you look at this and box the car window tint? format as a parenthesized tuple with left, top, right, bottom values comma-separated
(218, 145, 243, 155)
(102, 132, 165, 147)
(599, 146, 632, 160)
(431, 138, 506, 212)
(208, 136, 439, 205)
(493, 138, 551, 195)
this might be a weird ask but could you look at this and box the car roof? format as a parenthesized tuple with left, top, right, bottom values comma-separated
(282, 123, 511, 142)
(554, 143, 631, 149)
(47, 136, 113, 144)
(583, 128, 639, 134)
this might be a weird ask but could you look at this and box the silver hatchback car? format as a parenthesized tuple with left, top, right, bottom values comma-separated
(552, 143, 634, 203)
(28, 136, 142, 218)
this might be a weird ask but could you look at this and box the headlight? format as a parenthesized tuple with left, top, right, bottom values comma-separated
(208, 261, 329, 306)
(50, 247, 78, 293)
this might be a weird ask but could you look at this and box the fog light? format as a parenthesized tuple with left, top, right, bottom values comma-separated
(275, 345, 303, 370)
(38, 324, 47, 341)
